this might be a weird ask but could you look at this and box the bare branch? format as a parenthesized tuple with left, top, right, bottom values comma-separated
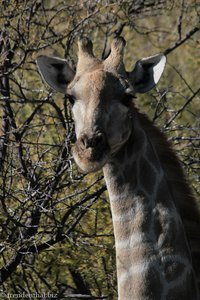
(164, 26, 199, 55)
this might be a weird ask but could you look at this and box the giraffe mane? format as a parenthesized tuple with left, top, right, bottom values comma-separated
(133, 104, 200, 285)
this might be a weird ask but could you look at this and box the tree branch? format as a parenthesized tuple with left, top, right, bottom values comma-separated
(164, 26, 199, 55)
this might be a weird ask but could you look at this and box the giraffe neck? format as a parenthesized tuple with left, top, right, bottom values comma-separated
(103, 111, 198, 300)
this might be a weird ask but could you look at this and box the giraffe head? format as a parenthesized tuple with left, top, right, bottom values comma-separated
(37, 37, 166, 173)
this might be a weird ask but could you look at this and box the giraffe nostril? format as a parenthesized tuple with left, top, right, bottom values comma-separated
(79, 132, 105, 150)
(79, 134, 88, 150)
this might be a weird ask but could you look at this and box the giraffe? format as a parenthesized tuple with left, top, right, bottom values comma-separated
(36, 37, 200, 299)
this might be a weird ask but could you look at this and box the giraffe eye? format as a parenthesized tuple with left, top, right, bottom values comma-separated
(68, 95, 75, 106)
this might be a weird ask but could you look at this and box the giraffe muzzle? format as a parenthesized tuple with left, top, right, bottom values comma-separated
(72, 131, 110, 173)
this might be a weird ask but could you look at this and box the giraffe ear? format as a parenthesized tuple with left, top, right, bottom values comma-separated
(128, 54, 166, 93)
(36, 56, 75, 94)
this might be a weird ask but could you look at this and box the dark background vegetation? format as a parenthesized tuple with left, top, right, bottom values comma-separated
(0, 0, 199, 299)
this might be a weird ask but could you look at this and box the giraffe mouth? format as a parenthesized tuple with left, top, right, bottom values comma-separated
(72, 142, 110, 173)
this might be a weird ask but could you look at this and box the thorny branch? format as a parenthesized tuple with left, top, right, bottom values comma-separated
(164, 26, 200, 55)
(0, 0, 199, 297)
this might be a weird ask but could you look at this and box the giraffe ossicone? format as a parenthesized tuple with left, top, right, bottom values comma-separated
(36, 36, 200, 300)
